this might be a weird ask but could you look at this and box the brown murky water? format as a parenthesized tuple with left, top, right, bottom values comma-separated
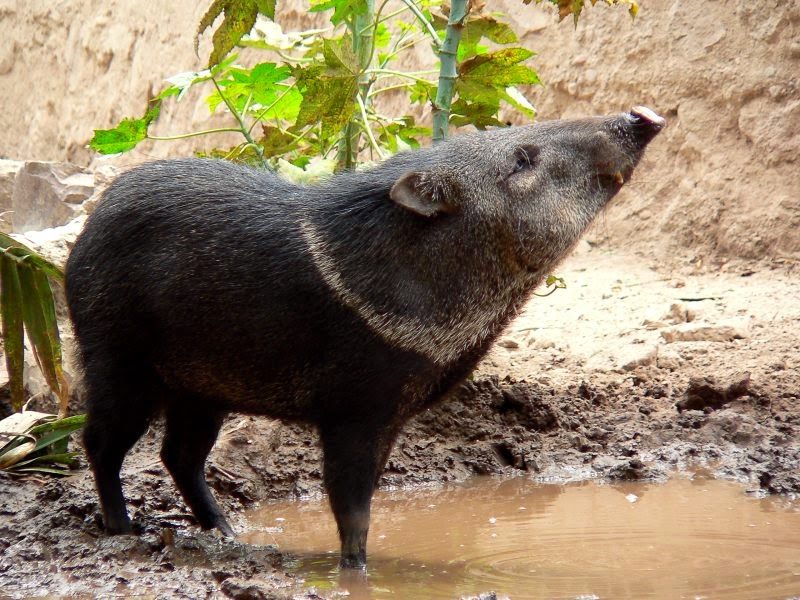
(242, 477, 800, 600)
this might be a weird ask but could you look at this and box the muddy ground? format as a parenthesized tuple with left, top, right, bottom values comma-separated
(1, 249, 799, 599)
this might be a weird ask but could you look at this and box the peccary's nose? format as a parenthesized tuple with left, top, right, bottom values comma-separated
(625, 106, 666, 142)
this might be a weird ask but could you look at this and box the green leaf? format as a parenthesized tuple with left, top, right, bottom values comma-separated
(0, 256, 24, 411)
(259, 125, 298, 157)
(433, 12, 518, 60)
(209, 63, 301, 122)
(0, 234, 65, 281)
(158, 55, 238, 102)
(13, 466, 72, 476)
(409, 80, 436, 106)
(545, 275, 567, 289)
(309, 0, 369, 25)
(293, 39, 359, 137)
(449, 99, 505, 129)
(89, 104, 160, 155)
(454, 47, 541, 123)
(256, 0, 276, 19)
(459, 48, 541, 87)
(10, 452, 80, 469)
(377, 117, 429, 152)
(322, 37, 359, 74)
(501, 86, 537, 117)
(530, 0, 639, 24)
(17, 264, 68, 414)
(28, 414, 86, 436)
(373, 22, 391, 50)
(197, 0, 275, 68)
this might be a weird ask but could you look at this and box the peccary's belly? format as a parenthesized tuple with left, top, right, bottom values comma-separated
(151, 288, 441, 424)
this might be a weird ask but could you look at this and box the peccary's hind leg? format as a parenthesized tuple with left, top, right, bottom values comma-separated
(160, 402, 233, 536)
(320, 418, 399, 569)
(82, 362, 158, 534)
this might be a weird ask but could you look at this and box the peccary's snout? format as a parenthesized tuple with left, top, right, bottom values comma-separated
(625, 105, 666, 144)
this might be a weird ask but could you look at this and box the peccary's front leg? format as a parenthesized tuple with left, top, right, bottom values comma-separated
(319, 418, 399, 569)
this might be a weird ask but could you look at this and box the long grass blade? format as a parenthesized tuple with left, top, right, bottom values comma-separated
(0, 255, 25, 411)
(0, 233, 64, 281)
(16, 265, 69, 416)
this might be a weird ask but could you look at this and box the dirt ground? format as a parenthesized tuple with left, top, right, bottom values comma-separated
(2, 244, 798, 599)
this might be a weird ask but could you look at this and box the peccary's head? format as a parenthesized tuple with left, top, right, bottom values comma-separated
(389, 106, 665, 274)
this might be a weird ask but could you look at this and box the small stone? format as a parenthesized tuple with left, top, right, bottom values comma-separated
(625, 493, 639, 503)
(656, 347, 683, 370)
(497, 338, 519, 349)
(620, 345, 658, 371)
(661, 321, 748, 343)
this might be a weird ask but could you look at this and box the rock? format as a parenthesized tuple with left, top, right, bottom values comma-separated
(663, 303, 696, 324)
(642, 319, 668, 330)
(11, 215, 86, 269)
(660, 320, 748, 343)
(496, 338, 519, 349)
(676, 372, 752, 412)
(656, 347, 683, 370)
(0, 159, 24, 233)
(83, 163, 120, 214)
(619, 345, 658, 372)
(220, 578, 285, 600)
(10, 161, 93, 233)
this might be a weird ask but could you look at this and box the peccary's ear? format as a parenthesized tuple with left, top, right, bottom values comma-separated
(390, 171, 458, 217)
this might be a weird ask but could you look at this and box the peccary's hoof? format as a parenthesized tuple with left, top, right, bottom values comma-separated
(339, 556, 367, 570)
(216, 521, 236, 538)
(104, 517, 133, 535)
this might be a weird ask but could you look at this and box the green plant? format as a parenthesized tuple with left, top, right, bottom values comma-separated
(0, 234, 70, 417)
(90, 0, 637, 171)
(0, 411, 86, 475)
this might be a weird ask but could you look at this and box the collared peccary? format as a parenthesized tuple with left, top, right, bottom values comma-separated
(65, 106, 664, 568)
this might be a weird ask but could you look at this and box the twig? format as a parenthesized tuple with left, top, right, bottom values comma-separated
(212, 78, 268, 169)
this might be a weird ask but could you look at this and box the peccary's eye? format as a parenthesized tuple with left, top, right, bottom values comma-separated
(510, 145, 540, 176)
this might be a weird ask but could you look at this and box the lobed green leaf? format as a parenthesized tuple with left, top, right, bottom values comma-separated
(197, 0, 276, 68)
(89, 104, 160, 155)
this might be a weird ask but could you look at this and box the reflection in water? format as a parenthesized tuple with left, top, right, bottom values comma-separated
(241, 477, 800, 600)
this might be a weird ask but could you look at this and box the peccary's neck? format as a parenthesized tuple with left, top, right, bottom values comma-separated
(296, 170, 542, 366)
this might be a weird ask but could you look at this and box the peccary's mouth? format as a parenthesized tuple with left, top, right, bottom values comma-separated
(592, 106, 665, 195)
(592, 164, 634, 193)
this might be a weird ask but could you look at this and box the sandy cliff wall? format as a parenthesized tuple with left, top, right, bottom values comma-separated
(0, 0, 797, 263)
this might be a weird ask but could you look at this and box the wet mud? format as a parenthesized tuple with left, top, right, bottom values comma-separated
(2, 363, 799, 598)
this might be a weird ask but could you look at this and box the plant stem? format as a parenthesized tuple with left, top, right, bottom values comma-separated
(246, 83, 297, 135)
(366, 68, 437, 82)
(147, 127, 244, 141)
(432, 0, 469, 143)
(367, 82, 414, 98)
(398, 0, 442, 48)
(212, 78, 268, 169)
(356, 95, 385, 160)
(336, 0, 375, 171)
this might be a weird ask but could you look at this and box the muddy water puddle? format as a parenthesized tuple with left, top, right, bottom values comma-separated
(242, 477, 800, 600)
